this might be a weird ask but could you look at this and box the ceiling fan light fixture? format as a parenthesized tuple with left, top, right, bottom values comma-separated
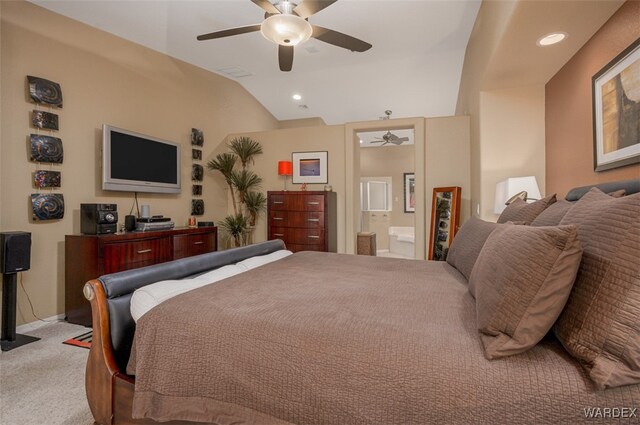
(261, 14, 312, 46)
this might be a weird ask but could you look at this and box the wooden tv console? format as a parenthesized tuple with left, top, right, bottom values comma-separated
(65, 226, 217, 327)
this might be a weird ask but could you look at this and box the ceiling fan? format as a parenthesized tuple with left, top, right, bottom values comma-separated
(370, 131, 410, 146)
(197, 0, 372, 72)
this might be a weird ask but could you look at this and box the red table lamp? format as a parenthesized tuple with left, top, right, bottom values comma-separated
(278, 161, 293, 191)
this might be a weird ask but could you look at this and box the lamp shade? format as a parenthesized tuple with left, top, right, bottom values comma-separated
(278, 161, 293, 176)
(494, 176, 541, 214)
(261, 14, 312, 46)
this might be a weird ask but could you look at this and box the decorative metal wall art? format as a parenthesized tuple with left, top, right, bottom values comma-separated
(192, 164, 203, 181)
(27, 76, 63, 108)
(192, 185, 202, 196)
(32, 110, 59, 131)
(30, 134, 63, 163)
(191, 199, 204, 215)
(191, 128, 204, 146)
(34, 170, 61, 188)
(192, 149, 202, 160)
(31, 193, 65, 220)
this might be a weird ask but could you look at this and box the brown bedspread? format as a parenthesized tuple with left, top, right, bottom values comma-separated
(128, 252, 640, 424)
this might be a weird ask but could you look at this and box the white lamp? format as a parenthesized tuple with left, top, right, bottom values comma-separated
(261, 14, 312, 46)
(494, 176, 541, 214)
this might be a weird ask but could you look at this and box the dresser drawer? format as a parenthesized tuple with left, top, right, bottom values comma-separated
(269, 194, 325, 212)
(270, 211, 324, 229)
(174, 232, 216, 259)
(271, 227, 325, 246)
(103, 237, 172, 273)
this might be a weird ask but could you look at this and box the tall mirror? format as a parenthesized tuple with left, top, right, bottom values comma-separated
(428, 186, 461, 261)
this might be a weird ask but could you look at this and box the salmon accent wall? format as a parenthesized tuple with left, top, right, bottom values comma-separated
(546, 1, 640, 197)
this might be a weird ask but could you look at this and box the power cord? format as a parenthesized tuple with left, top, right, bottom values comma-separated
(19, 273, 61, 323)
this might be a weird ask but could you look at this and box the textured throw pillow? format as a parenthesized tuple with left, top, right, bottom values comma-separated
(446, 217, 502, 283)
(497, 194, 557, 224)
(472, 224, 582, 360)
(553, 187, 640, 390)
(530, 200, 573, 227)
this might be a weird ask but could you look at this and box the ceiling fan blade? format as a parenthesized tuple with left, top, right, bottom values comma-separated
(370, 140, 384, 143)
(279, 45, 294, 72)
(251, 0, 281, 15)
(293, 0, 337, 19)
(311, 25, 372, 52)
(197, 24, 261, 41)
(396, 137, 410, 143)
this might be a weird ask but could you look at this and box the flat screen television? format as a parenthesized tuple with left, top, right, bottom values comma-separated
(102, 125, 181, 194)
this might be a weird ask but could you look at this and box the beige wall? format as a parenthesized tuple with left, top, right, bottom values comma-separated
(546, 1, 640, 197)
(479, 85, 546, 219)
(0, 1, 278, 324)
(225, 125, 346, 251)
(425, 116, 471, 225)
(360, 145, 415, 227)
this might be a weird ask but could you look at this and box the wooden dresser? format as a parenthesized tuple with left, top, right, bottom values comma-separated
(65, 226, 217, 326)
(267, 191, 337, 253)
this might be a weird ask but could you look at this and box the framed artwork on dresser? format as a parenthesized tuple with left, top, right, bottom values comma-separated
(292, 151, 328, 184)
(592, 37, 640, 171)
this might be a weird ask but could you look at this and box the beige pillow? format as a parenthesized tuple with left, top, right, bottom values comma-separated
(554, 187, 640, 390)
(497, 194, 557, 225)
(472, 224, 582, 360)
(530, 200, 573, 227)
(446, 217, 501, 283)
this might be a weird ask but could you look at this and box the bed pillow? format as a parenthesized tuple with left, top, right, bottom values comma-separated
(497, 194, 557, 224)
(446, 217, 502, 283)
(553, 187, 640, 390)
(131, 265, 245, 322)
(472, 224, 582, 360)
(530, 200, 573, 227)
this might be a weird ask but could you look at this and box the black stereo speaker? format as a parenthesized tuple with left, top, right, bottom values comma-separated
(81, 203, 118, 235)
(0, 232, 31, 274)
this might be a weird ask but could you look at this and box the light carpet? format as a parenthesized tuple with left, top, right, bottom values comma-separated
(0, 322, 94, 425)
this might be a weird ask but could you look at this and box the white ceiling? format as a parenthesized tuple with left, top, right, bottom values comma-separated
(30, 0, 481, 125)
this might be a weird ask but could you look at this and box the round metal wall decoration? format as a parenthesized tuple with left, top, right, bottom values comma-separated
(27, 76, 63, 108)
(192, 164, 203, 181)
(31, 193, 65, 220)
(30, 134, 63, 163)
(191, 128, 204, 146)
(191, 199, 204, 216)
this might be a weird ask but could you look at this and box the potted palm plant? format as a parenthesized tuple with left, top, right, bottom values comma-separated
(207, 137, 266, 247)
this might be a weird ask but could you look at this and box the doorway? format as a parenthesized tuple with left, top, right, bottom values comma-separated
(345, 118, 426, 259)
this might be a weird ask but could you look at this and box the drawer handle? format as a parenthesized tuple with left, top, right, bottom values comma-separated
(307, 202, 320, 205)
(307, 218, 320, 222)
(274, 233, 284, 237)
(193, 241, 204, 245)
(308, 235, 320, 239)
(137, 249, 152, 254)
(273, 201, 284, 204)
(273, 217, 284, 221)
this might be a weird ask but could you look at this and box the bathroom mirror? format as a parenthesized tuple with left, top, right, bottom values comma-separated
(360, 178, 392, 211)
(428, 186, 461, 261)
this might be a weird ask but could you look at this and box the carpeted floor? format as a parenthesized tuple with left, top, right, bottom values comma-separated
(0, 322, 94, 425)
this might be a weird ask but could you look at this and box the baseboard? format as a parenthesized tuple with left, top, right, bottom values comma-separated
(16, 314, 65, 333)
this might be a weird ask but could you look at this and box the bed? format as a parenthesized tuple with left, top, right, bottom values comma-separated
(83, 180, 640, 425)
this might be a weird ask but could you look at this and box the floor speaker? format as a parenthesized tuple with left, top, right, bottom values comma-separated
(0, 232, 31, 274)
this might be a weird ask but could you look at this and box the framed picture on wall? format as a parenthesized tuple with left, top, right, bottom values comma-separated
(292, 151, 328, 184)
(592, 37, 640, 172)
(403, 172, 415, 213)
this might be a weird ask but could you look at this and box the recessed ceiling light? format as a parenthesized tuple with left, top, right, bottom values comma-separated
(292, 94, 302, 101)
(359, 139, 363, 144)
(537, 32, 568, 47)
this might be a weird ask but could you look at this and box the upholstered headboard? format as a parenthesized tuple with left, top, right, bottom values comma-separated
(565, 178, 640, 201)
(98, 239, 287, 372)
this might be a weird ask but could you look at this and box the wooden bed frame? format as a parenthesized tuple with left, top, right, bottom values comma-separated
(84, 240, 287, 425)
(82, 179, 640, 425)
